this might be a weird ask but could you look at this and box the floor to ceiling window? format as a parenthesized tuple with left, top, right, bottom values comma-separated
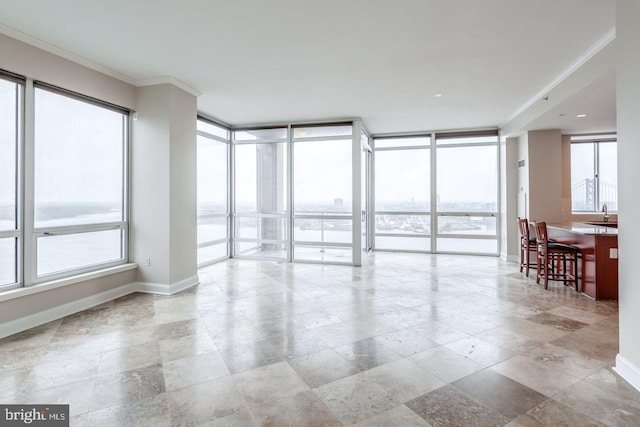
(373, 131, 499, 255)
(197, 118, 230, 266)
(198, 120, 497, 263)
(33, 84, 129, 281)
(233, 127, 288, 260)
(292, 124, 354, 264)
(374, 136, 431, 252)
(0, 71, 130, 292)
(435, 132, 499, 254)
(0, 73, 21, 290)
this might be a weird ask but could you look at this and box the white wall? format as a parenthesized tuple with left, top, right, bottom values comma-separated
(526, 129, 563, 223)
(501, 136, 519, 261)
(0, 270, 136, 325)
(0, 33, 135, 110)
(131, 85, 172, 284)
(0, 33, 199, 334)
(614, 0, 640, 391)
(560, 134, 573, 220)
(517, 133, 529, 218)
(0, 33, 139, 329)
(169, 85, 198, 284)
(132, 84, 198, 287)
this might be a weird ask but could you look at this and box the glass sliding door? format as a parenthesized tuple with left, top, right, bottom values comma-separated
(373, 136, 431, 252)
(197, 119, 230, 266)
(293, 125, 353, 263)
(435, 133, 499, 254)
(233, 128, 288, 260)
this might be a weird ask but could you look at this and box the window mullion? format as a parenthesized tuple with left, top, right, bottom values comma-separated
(23, 79, 36, 287)
(15, 80, 25, 287)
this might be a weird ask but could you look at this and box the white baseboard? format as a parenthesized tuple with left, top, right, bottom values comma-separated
(133, 275, 199, 295)
(614, 354, 640, 392)
(0, 283, 136, 340)
(0, 275, 200, 340)
(500, 252, 519, 263)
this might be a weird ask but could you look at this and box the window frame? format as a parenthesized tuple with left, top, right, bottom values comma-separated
(570, 135, 618, 214)
(196, 117, 231, 267)
(0, 72, 24, 291)
(292, 124, 354, 264)
(0, 76, 131, 289)
(30, 83, 129, 284)
(232, 127, 289, 261)
(373, 136, 432, 253)
(372, 130, 500, 255)
(434, 132, 500, 256)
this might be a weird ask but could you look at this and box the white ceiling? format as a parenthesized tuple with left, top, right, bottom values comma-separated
(0, 0, 616, 134)
(526, 71, 616, 134)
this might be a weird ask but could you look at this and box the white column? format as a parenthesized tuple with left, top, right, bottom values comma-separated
(501, 136, 519, 261)
(352, 121, 363, 267)
(131, 84, 198, 291)
(614, 0, 640, 391)
(526, 129, 563, 223)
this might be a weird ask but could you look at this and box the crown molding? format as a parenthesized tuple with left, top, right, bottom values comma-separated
(136, 77, 201, 97)
(0, 22, 137, 85)
(500, 27, 616, 128)
(1, 23, 201, 97)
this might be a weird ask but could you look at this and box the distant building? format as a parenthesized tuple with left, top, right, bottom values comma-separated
(334, 198, 343, 208)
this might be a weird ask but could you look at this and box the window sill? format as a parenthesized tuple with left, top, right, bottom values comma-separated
(0, 263, 138, 303)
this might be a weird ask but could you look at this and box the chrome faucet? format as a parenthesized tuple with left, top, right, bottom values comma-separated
(602, 204, 610, 222)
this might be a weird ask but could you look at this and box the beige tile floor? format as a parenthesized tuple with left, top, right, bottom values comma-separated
(1, 253, 638, 426)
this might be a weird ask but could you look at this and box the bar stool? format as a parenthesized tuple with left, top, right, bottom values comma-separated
(517, 217, 537, 277)
(531, 221, 580, 291)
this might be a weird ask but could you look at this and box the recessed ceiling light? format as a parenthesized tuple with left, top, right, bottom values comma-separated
(435, 93, 442, 97)
(576, 114, 587, 118)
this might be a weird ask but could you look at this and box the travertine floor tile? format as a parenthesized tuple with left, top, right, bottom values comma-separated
(289, 349, 361, 388)
(167, 376, 245, 426)
(554, 378, 640, 426)
(91, 364, 166, 411)
(163, 351, 229, 391)
(314, 372, 400, 424)
(444, 336, 514, 366)
(406, 385, 510, 427)
(452, 369, 547, 419)
(506, 398, 607, 427)
(86, 393, 171, 427)
(365, 358, 445, 403)
(409, 346, 485, 383)
(233, 361, 309, 407)
(491, 355, 581, 397)
(353, 405, 431, 427)
(248, 390, 342, 426)
(1, 253, 635, 427)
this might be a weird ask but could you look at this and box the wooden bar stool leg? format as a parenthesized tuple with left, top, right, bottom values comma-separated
(573, 254, 579, 291)
(543, 255, 549, 289)
(536, 250, 542, 284)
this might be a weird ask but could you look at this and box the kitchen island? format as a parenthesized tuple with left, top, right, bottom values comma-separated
(546, 222, 618, 300)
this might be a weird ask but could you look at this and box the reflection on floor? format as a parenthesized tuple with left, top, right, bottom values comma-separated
(1, 253, 638, 426)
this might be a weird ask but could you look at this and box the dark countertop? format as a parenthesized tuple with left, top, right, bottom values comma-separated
(547, 222, 618, 236)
